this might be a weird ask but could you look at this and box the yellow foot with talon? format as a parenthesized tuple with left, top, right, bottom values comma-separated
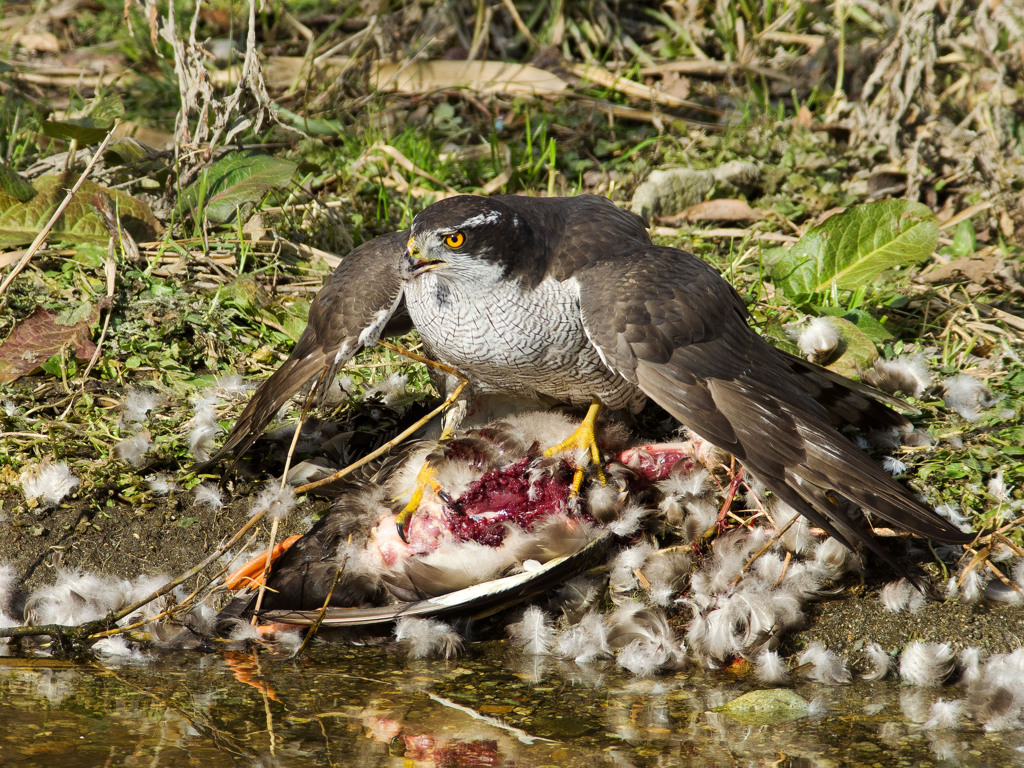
(543, 397, 606, 494)
(394, 455, 455, 543)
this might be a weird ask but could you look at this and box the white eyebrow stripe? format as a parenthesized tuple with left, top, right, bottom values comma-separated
(456, 210, 503, 229)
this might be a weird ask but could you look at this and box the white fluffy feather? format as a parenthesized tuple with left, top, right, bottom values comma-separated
(900, 641, 955, 686)
(193, 482, 224, 510)
(796, 317, 840, 363)
(942, 374, 997, 421)
(861, 642, 893, 681)
(113, 432, 152, 466)
(121, 388, 163, 424)
(20, 462, 80, 507)
(507, 606, 555, 656)
(249, 484, 295, 521)
(754, 649, 789, 684)
(554, 611, 611, 664)
(394, 617, 463, 659)
(923, 699, 964, 730)
(797, 642, 851, 684)
(879, 578, 926, 613)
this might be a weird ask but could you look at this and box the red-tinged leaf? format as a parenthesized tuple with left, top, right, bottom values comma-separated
(0, 304, 100, 383)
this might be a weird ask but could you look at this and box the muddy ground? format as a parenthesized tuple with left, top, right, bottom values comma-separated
(0, 478, 322, 597)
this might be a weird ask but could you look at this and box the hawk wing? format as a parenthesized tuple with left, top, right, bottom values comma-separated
(199, 230, 411, 469)
(576, 245, 974, 560)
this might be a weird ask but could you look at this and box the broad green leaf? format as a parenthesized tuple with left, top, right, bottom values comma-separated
(272, 296, 310, 342)
(0, 173, 160, 248)
(42, 117, 113, 145)
(818, 306, 894, 342)
(771, 200, 938, 302)
(41, 95, 125, 145)
(178, 149, 298, 224)
(0, 163, 36, 202)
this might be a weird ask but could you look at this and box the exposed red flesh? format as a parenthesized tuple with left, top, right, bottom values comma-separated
(444, 457, 578, 546)
(617, 443, 696, 485)
(372, 440, 698, 566)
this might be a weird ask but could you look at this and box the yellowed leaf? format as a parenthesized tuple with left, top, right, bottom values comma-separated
(660, 199, 765, 224)
(373, 60, 567, 96)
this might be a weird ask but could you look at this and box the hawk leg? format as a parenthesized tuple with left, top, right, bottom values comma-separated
(394, 448, 456, 543)
(543, 397, 607, 494)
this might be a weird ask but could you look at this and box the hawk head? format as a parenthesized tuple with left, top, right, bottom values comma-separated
(404, 195, 539, 283)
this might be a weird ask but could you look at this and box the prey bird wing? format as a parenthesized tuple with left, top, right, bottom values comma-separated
(199, 230, 411, 468)
(574, 244, 975, 559)
(259, 531, 612, 628)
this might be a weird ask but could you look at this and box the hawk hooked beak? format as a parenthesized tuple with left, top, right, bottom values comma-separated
(406, 236, 444, 273)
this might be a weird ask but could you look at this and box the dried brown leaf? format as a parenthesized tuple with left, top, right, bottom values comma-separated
(657, 199, 764, 224)
(373, 60, 567, 96)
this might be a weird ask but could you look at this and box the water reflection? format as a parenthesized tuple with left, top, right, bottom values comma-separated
(2, 642, 1023, 767)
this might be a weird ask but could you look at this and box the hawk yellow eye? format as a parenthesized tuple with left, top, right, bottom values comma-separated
(444, 231, 465, 249)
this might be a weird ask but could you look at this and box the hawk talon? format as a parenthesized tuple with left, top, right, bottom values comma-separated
(395, 509, 412, 545)
(542, 397, 606, 496)
(394, 457, 449, 544)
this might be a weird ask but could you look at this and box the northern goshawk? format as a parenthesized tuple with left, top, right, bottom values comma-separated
(203, 194, 974, 564)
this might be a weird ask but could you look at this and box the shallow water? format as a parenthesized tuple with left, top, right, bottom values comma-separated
(1, 642, 1022, 767)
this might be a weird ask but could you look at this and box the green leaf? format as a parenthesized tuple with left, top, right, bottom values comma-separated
(771, 200, 938, 303)
(821, 316, 880, 378)
(88, 93, 126, 122)
(42, 117, 113, 145)
(178, 150, 298, 224)
(56, 300, 96, 326)
(220, 274, 265, 315)
(41, 95, 125, 145)
(272, 105, 344, 136)
(950, 219, 977, 258)
(40, 354, 64, 377)
(0, 173, 160, 248)
(0, 162, 36, 203)
(268, 296, 310, 342)
(818, 306, 894, 342)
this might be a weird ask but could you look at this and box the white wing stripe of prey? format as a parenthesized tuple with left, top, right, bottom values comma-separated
(348, 291, 405, 361)
(403, 532, 609, 609)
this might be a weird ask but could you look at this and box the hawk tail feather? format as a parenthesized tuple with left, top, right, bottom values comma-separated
(195, 351, 328, 471)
